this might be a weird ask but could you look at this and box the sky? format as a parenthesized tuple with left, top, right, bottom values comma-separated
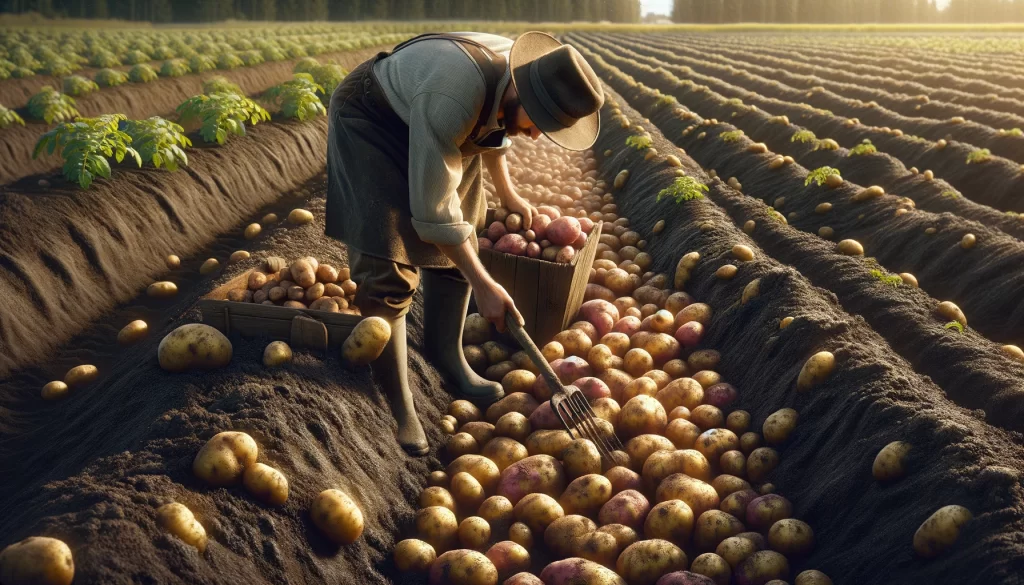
(640, 0, 952, 16)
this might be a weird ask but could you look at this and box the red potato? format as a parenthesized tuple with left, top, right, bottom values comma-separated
(574, 377, 612, 400)
(529, 400, 564, 430)
(479, 238, 493, 249)
(552, 357, 593, 384)
(704, 383, 738, 408)
(539, 558, 626, 585)
(655, 572, 717, 585)
(485, 541, 530, 580)
(496, 454, 567, 505)
(556, 246, 576, 264)
(675, 321, 704, 349)
(613, 316, 643, 337)
(537, 205, 562, 220)
(579, 300, 620, 338)
(579, 216, 595, 234)
(495, 234, 529, 256)
(527, 242, 542, 257)
(572, 231, 588, 248)
(533, 214, 552, 240)
(487, 221, 508, 242)
(598, 489, 651, 530)
(606, 466, 643, 494)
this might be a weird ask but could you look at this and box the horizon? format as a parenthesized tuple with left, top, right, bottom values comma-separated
(640, 0, 954, 16)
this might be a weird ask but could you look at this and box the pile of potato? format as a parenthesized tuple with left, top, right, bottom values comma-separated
(479, 207, 595, 263)
(226, 256, 360, 315)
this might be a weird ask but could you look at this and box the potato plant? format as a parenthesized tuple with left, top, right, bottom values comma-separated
(123, 49, 151, 64)
(657, 175, 708, 204)
(122, 117, 192, 171)
(160, 58, 191, 77)
(262, 73, 327, 121)
(188, 54, 217, 73)
(95, 68, 129, 87)
(62, 74, 99, 97)
(33, 114, 142, 188)
(176, 92, 270, 144)
(129, 63, 159, 83)
(217, 52, 244, 70)
(41, 57, 75, 76)
(89, 49, 121, 68)
(202, 75, 243, 96)
(309, 63, 348, 104)
(0, 105, 24, 129)
(27, 86, 80, 124)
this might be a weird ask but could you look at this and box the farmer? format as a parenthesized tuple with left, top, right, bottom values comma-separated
(325, 32, 604, 455)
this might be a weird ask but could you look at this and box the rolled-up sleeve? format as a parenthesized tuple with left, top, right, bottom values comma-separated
(407, 91, 478, 246)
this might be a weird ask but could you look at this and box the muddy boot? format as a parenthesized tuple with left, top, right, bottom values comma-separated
(370, 315, 429, 456)
(422, 270, 504, 406)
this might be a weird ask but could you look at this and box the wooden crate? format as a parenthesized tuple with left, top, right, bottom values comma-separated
(198, 271, 363, 352)
(478, 222, 602, 345)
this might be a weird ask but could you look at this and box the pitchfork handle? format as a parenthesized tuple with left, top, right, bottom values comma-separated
(505, 313, 565, 396)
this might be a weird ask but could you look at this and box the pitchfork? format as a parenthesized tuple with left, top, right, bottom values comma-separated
(505, 313, 625, 463)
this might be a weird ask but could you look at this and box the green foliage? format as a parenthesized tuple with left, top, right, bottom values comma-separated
(293, 57, 320, 75)
(944, 321, 965, 334)
(240, 50, 265, 66)
(41, 57, 75, 76)
(805, 166, 841, 187)
(941, 190, 961, 199)
(151, 45, 176, 60)
(62, 75, 99, 97)
(261, 46, 287, 62)
(657, 175, 708, 204)
(89, 49, 121, 68)
(160, 59, 191, 78)
(33, 114, 141, 189)
(188, 54, 217, 73)
(655, 94, 678, 108)
(262, 73, 327, 121)
(720, 130, 745, 143)
(726, 97, 743, 106)
(177, 92, 270, 144)
(869, 269, 902, 288)
(625, 134, 653, 150)
(999, 128, 1023, 137)
(848, 139, 878, 156)
(0, 105, 25, 129)
(11, 66, 35, 78)
(27, 86, 79, 124)
(203, 76, 243, 96)
(95, 68, 129, 88)
(122, 117, 191, 171)
(966, 148, 992, 164)
(130, 64, 159, 83)
(123, 49, 151, 65)
(309, 63, 347, 103)
(791, 130, 816, 143)
(217, 52, 244, 70)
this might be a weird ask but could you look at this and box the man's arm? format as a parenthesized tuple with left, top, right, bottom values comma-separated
(438, 237, 523, 332)
(482, 151, 538, 231)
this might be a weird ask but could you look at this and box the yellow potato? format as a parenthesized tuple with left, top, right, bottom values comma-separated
(562, 439, 602, 478)
(577, 529, 622, 567)
(501, 370, 537, 395)
(873, 441, 912, 482)
(481, 437, 528, 472)
(616, 539, 687, 585)
(0, 536, 74, 585)
(768, 518, 814, 556)
(508, 522, 534, 549)
(664, 418, 702, 450)
(693, 509, 745, 551)
(394, 538, 436, 572)
(720, 450, 747, 477)
(242, 462, 288, 505)
(736, 551, 790, 585)
(740, 432, 762, 454)
(148, 281, 178, 298)
(415, 505, 459, 552)
(448, 433, 480, 457)
(936, 301, 967, 328)
(263, 341, 293, 367)
(451, 471, 487, 511)
(244, 222, 262, 239)
(694, 428, 740, 464)
(64, 364, 98, 388)
(158, 324, 233, 372)
(447, 455, 501, 494)
(559, 473, 614, 516)
(716, 535, 761, 568)
(797, 351, 835, 391)
(310, 489, 364, 545)
(913, 505, 972, 557)
(494, 412, 532, 443)
(513, 493, 564, 533)
(721, 490, 759, 519)
(41, 379, 70, 401)
(118, 320, 148, 345)
(478, 496, 515, 535)
(288, 208, 314, 224)
(642, 449, 711, 489)
(459, 516, 492, 550)
(643, 499, 695, 545)
(428, 471, 449, 487)
(656, 377, 704, 411)
(625, 434, 675, 469)
(230, 250, 251, 264)
(342, 317, 391, 365)
(165, 254, 181, 269)
(420, 486, 456, 511)
(711, 475, 751, 499)
(656, 474, 721, 518)
(524, 429, 574, 458)
(429, 549, 499, 585)
(155, 502, 207, 552)
(690, 552, 732, 585)
(449, 400, 483, 427)
(192, 431, 258, 486)
(726, 410, 751, 434)
(762, 408, 798, 445)
(618, 395, 668, 439)
(543, 514, 597, 558)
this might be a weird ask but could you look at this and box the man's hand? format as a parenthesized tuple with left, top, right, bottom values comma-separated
(473, 277, 523, 333)
(501, 188, 539, 231)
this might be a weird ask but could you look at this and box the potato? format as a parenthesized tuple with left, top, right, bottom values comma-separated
(560, 439, 600, 478)
(394, 538, 437, 572)
(118, 320, 148, 345)
(657, 378, 704, 412)
(497, 454, 567, 504)
(560, 473, 614, 516)
(746, 495, 792, 531)
(459, 516, 492, 550)
(623, 348, 655, 377)
(514, 493, 564, 533)
(461, 421, 495, 447)
(716, 535, 761, 568)
(0, 536, 75, 585)
(486, 541, 530, 580)
(691, 405, 724, 431)
(711, 475, 751, 499)
(687, 350, 720, 372)
(199, 258, 220, 275)
(540, 557, 626, 585)
(63, 364, 99, 388)
(342, 317, 391, 365)
(762, 409, 798, 445)
(690, 553, 731, 585)
(421, 486, 456, 511)
(554, 329, 593, 358)
(735, 550, 789, 585)
(441, 416, 458, 435)
(656, 474, 721, 518)
(592, 397, 622, 427)
(505, 572, 544, 585)
(913, 505, 972, 557)
(721, 488, 758, 518)
(148, 280, 178, 298)
(495, 412, 533, 442)
(873, 441, 912, 482)
(795, 570, 833, 585)
(621, 376, 659, 402)
(153, 503, 211, 555)
(508, 522, 534, 549)
(482, 437, 528, 472)
(428, 549, 498, 585)
(501, 370, 537, 396)
(676, 302, 712, 327)
(311, 489, 365, 546)
(605, 466, 643, 495)
(158, 323, 232, 372)
(287, 208, 314, 224)
(693, 509, 745, 552)
(768, 518, 814, 556)
(618, 395, 668, 439)
(695, 429, 740, 464)
(428, 470, 449, 487)
(644, 499, 695, 545)
(544, 514, 597, 557)
(625, 434, 674, 469)
(483, 341, 511, 365)
(262, 340, 293, 367)
(165, 254, 181, 269)
(643, 449, 711, 489)
(304, 282, 325, 302)
(617, 539, 688, 585)
(453, 470, 489, 510)
(796, 351, 836, 391)
(726, 411, 751, 434)
(40, 380, 69, 401)
(719, 450, 747, 477)
(193, 431, 258, 486)
(242, 462, 289, 505)
(598, 489, 650, 529)
(416, 505, 459, 552)
(577, 529, 621, 566)
(740, 432, 762, 454)
(525, 429, 575, 458)
(448, 433, 479, 457)
(691, 370, 721, 389)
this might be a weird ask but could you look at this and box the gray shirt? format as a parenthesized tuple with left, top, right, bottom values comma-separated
(372, 32, 514, 246)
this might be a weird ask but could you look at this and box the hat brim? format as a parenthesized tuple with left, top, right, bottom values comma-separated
(509, 32, 600, 152)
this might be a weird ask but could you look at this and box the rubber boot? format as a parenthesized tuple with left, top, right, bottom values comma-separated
(421, 270, 505, 406)
(370, 315, 429, 456)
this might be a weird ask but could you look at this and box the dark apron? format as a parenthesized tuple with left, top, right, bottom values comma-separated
(324, 35, 505, 268)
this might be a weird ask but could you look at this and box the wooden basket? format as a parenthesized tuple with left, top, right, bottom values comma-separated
(478, 221, 602, 345)
(198, 271, 363, 352)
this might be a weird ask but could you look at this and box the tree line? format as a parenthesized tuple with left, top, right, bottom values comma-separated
(1, 0, 642, 23)
(671, 0, 1024, 23)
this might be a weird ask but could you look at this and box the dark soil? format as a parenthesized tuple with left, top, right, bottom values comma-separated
(590, 85, 1024, 585)
(0, 46, 382, 185)
(0, 182, 455, 585)
(0, 117, 329, 378)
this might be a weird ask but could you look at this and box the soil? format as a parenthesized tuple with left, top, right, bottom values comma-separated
(0, 182, 455, 585)
(0, 117, 329, 378)
(590, 85, 1024, 585)
(0, 46, 383, 185)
